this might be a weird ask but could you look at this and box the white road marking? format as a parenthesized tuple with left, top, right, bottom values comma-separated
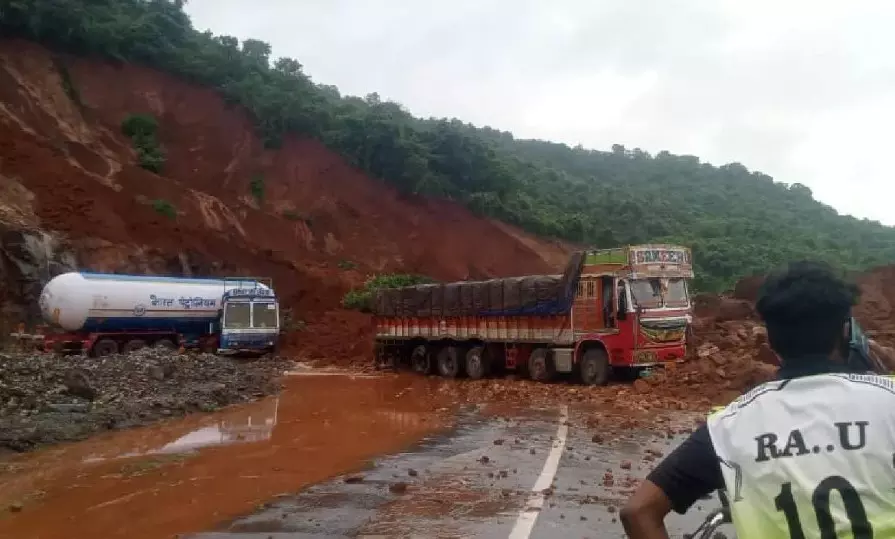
(508, 404, 569, 539)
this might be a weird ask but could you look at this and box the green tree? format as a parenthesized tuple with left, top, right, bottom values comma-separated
(121, 113, 165, 173)
(4, 0, 894, 291)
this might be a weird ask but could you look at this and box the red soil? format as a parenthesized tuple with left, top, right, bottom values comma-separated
(854, 265, 895, 347)
(0, 39, 570, 361)
(650, 265, 895, 403)
(3, 38, 891, 385)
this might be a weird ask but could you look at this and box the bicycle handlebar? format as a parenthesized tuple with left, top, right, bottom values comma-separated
(684, 491, 732, 539)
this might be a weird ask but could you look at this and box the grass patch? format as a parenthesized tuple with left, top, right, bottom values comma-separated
(337, 259, 358, 270)
(121, 114, 165, 173)
(151, 199, 177, 219)
(342, 274, 434, 312)
(280, 308, 307, 332)
(250, 173, 265, 203)
(53, 57, 83, 108)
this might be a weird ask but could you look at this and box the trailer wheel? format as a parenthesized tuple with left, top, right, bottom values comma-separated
(410, 345, 433, 375)
(465, 346, 489, 380)
(579, 347, 610, 386)
(154, 339, 177, 351)
(528, 348, 555, 382)
(436, 345, 462, 378)
(92, 339, 119, 357)
(122, 339, 147, 353)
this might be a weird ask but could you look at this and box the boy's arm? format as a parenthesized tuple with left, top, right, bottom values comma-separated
(621, 424, 725, 538)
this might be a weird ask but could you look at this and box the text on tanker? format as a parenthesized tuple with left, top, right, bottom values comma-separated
(227, 287, 274, 297)
(149, 294, 218, 308)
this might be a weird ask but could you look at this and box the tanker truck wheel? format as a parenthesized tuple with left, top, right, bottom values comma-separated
(410, 345, 433, 375)
(579, 348, 610, 386)
(122, 339, 147, 354)
(92, 339, 119, 357)
(465, 346, 490, 380)
(436, 345, 462, 378)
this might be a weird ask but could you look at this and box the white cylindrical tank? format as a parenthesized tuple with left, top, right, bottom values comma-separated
(39, 272, 273, 332)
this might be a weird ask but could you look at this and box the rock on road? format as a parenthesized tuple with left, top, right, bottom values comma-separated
(190, 401, 729, 539)
(0, 370, 735, 539)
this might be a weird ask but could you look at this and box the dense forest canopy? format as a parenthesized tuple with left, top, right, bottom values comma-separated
(3, 0, 894, 291)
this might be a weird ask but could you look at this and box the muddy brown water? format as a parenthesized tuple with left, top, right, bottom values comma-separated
(0, 371, 731, 538)
(0, 372, 454, 539)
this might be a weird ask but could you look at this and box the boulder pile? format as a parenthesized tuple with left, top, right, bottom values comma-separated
(0, 348, 292, 452)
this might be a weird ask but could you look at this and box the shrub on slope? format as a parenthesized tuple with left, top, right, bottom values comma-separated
(3, 0, 893, 291)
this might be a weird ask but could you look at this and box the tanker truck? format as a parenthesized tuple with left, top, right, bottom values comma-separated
(36, 272, 280, 357)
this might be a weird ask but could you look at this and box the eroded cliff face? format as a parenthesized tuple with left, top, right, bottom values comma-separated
(0, 39, 570, 358)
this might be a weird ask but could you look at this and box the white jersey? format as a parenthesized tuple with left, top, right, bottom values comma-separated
(707, 373, 895, 539)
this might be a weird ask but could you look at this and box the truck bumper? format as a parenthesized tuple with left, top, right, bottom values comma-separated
(625, 344, 686, 367)
(219, 332, 278, 356)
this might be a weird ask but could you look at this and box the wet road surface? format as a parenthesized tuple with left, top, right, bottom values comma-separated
(188, 399, 733, 538)
(0, 371, 452, 539)
(0, 370, 735, 538)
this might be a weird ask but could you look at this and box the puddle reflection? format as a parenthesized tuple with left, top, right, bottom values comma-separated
(82, 397, 279, 463)
(0, 373, 454, 539)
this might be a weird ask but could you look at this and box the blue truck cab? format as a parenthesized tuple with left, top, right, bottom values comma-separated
(218, 284, 280, 356)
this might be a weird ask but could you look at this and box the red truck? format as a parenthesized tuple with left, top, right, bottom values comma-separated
(372, 244, 693, 385)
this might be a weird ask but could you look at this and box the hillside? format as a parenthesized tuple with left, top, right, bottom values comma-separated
(3, 0, 893, 292)
(0, 38, 568, 360)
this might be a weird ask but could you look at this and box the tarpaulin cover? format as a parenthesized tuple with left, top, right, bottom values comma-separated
(373, 252, 585, 317)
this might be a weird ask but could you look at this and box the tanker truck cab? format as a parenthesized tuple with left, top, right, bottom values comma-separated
(218, 286, 280, 356)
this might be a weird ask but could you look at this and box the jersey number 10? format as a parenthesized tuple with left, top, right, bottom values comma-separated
(774, 476, 872, 538)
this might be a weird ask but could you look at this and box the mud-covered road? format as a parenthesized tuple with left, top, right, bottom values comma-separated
(0, 369, 733, 539)
(190, 406, 731, 539)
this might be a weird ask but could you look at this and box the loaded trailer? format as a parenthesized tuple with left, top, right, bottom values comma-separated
(30, 272, 280, 357)
(372, 244, 693, 385)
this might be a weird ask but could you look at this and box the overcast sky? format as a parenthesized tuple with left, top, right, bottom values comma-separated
(185, 0, 895, 226)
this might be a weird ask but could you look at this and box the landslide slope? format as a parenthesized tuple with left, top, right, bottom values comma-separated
(0, 39, 568, 359)
(3, 0, 892, 294)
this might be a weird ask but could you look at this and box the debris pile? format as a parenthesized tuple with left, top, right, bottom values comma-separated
(649, 312, 777, 404)
(855, 265, 895, 349)
(648, 264, 895, 404)
(0, 348, 292, 452)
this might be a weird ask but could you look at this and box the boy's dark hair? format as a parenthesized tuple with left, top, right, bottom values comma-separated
(755, 261, 860, 360)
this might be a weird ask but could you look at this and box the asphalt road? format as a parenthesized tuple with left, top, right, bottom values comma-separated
(189, 404, 734, 539)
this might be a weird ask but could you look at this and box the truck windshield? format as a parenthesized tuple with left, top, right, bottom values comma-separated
(664, 278, 689, 307)
(252, 302, 278, 329)
(629, 279, 663, 308)
(223, 302, 251, 329)
(629, 278, 689, 309)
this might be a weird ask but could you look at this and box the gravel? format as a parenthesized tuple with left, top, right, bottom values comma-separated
(0, 348, 292, 452)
